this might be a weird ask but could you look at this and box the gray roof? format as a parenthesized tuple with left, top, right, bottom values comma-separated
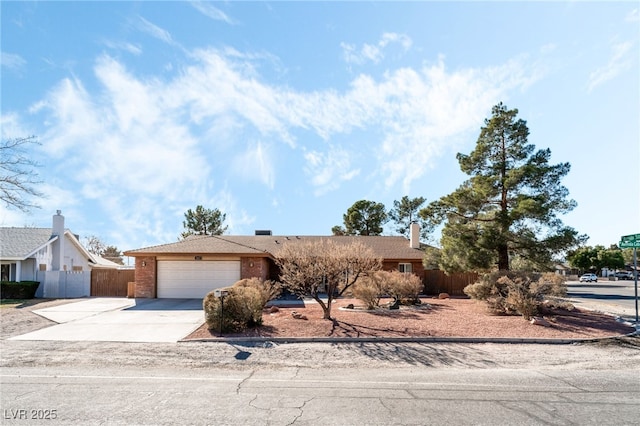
(124, 234, 425, 261)
(0, 228, 56, 260)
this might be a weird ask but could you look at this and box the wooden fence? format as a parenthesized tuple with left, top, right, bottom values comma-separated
(423, 270, 479, 296)
(91, 269, 135, 297)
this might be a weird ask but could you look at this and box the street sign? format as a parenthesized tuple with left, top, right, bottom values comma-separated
(620, 241, 640, 248)
(621, 233, 640, 243)
(619, 233, 640, 248)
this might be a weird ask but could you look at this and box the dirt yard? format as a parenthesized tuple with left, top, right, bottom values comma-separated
(0, 298, 75, 340)
(186, 297, 636, 340)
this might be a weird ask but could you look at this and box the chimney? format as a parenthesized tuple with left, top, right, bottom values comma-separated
(410, 222, 420, 249)
(52, 210, 65, 271)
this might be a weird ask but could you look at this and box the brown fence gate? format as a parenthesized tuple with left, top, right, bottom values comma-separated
(91, 269, 135, 297)
(424, 270, 479, 296)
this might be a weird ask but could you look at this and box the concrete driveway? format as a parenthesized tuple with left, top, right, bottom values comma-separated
(9, 298, 204, 343)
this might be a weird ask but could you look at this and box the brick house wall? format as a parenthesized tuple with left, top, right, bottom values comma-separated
(134, 256, 156, 298)
(241, 257, 270, 281)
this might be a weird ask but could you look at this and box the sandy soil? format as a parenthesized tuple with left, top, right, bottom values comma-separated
(186, 297, 636, 340)
(0, 299, 76, 340)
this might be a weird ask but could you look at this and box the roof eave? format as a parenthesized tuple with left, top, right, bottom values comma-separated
(24, 235, 58, 259)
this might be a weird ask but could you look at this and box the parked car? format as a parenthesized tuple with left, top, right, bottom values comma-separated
(579, 273, 598, 282)
(614, 271, 634, 280)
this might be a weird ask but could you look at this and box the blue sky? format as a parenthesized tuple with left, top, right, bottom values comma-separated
(1, 1, 638, 255)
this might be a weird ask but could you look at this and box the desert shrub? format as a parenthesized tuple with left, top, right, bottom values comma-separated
(464, 271, 567, 320)
(382, 271, 422, 305)
(352, 271, 423, 308)
(352, 273, 386, 309)
(227, 285, 264, 328)
(0, 281, 40, 299)
(537, 272, 567, 297)
(203, 285, 266, 333)
(502, 276, 538, 320)
(232, 278, 281, 308)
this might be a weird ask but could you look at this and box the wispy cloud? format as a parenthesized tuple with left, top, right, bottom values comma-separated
(1, 51, 27, 71)
(304, 146, 360, 196)
(625, 8, 639, 22)
(0, 113, 31, 140)
(190, 1, 236, 25)
(232, 140, 275, 189)
(102, 40, 143, 56)
(588, 40, 634, 92)
(341, 33, 412, 65)
(24, 45, 539, 245)
(136, 16, 175, 45)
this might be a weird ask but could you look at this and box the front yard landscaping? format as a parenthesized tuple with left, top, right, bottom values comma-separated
(186, 297, 636, 340)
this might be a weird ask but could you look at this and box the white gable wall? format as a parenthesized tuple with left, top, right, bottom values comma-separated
(62, 233, 92, 272)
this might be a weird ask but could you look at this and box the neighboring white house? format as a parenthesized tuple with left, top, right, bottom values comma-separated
(0, 211, 119, 298)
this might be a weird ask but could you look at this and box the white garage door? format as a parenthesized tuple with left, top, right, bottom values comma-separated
(157, 260, 241, 299)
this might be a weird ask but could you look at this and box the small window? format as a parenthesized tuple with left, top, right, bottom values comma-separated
(39, 264, 47, 271)
(72, 266, 83, 272)
(399, 263, 412, 273)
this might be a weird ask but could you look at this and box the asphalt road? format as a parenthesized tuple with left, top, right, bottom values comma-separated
(2, 363, 639, 425)
(566, 279, 640, 322)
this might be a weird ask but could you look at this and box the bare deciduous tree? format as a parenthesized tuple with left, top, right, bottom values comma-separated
(275, 239, 382, 319)
(0, 136, 43, 212)
(84, 235, 106, 256)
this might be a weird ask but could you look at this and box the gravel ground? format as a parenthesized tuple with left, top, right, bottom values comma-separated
(1, 298, 639, 371)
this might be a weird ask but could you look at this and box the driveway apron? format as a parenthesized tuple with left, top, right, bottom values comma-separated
(9, 298, 203, 343)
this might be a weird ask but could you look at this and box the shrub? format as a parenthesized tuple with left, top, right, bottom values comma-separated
(387, 271, 424, 305)
(203, 278, 281, 333)
(384, 271, 423, 305)
(537, 272, 567, 297)
(352, 273, 386, 309)
(352, 271, 423, 308)
(232, 278, 281, 308)
(0, 281, 40, 300)
(464, 271, 567, 320)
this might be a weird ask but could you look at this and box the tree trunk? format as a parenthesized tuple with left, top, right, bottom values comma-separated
(323, 297, 333, 320)
(498, 244, 510, 271)
(314, 295, 332, 320)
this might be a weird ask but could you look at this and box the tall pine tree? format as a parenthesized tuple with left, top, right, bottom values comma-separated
(420, 103, 585, 272)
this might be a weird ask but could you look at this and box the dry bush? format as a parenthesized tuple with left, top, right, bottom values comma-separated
(537, 272, 567, 297)
(386, 271, 423, 305)
(464, 271, 566, 320)
(203, 284, 266, 332)
(233, 278, 281, 307)
(502, 276, 538, 320)
(352, 274, 386, 309)
(350, 270, 424, 309)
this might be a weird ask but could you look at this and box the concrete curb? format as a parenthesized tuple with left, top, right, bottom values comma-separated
(180, 329, 639, 345)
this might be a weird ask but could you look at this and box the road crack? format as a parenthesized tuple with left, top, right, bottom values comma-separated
(236, 369, 255, 395)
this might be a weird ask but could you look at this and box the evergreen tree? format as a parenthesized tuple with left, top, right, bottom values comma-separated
(388, 196, 429, 238)
(181, 205, 228, 239)
(337, 200, 387, 236)
(420, 103, 585, 272)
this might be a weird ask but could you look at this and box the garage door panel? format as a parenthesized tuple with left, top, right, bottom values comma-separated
(157, 260, 240, 299)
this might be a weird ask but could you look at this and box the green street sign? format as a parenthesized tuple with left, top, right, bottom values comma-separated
(620, 241, 640, 248)
(621, 233, 640, 243)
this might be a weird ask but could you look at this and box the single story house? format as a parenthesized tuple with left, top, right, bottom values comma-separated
(0, 211, 120, 298)
(124, 224, 426, 299)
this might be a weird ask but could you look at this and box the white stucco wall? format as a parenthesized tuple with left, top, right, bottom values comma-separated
(62, 233, 92, 272)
